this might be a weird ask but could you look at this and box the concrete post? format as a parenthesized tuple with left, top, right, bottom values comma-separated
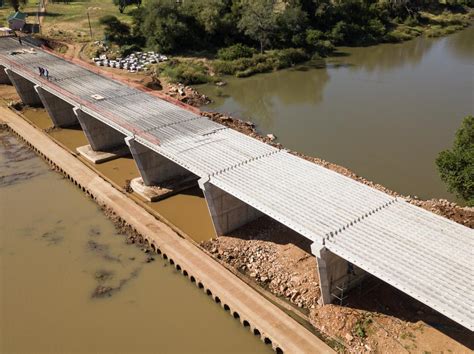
(0, 66, 11, 85)
(5, 69, 42, 106)
(199, 179, 263, 236)
(125, 137, 191, 186)
(74, 108, 126, 151)
(312, 245, 367, 305)
(35, 86, 78, 127)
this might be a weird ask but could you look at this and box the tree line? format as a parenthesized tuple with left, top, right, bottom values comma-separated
(104, 0, 472, 55)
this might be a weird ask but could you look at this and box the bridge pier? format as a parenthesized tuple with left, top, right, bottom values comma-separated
(0, 65, 11, 84)
(199, 180, 263, 236)
(126, 137, 192, 186)
(35, 86, 78, 127)
(125, 137, 196, 201)
(313, 245, 366, 305)
(6, 69, 42, 106)
(74, 108, 129, 163)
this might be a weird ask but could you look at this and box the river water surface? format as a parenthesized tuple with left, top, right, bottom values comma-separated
(0, 130, 270, 353)
(198, 27, 473, 202)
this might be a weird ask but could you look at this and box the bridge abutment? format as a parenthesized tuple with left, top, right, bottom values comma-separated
(313, 245, 366, 305)
(35, 86, 78, 127)
(6, 69, 42, 106)
(0, 65, 11, 84)
(199, 180, 263, 236)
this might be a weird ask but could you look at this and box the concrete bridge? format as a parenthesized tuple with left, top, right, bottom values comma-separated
(1, 37, 472, 331)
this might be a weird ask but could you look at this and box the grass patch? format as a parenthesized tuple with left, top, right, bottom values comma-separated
(353, 315, 373, 339)
(213, 48, 309, 78)
(156, 59, 213, 85)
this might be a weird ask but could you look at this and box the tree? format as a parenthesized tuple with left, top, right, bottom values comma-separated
(436, 116, 474, 206)
(135, 0, 197, 53)
(99, 15, 131, 45)
(238, 0, 278, 53)
(113, 0, 141, 14)
(7, 0, 28, 11)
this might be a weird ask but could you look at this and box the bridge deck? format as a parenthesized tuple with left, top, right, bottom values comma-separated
(1, 37, 472, 331)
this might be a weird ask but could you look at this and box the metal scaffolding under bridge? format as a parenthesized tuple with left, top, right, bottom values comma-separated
(0, 36, 472, 331)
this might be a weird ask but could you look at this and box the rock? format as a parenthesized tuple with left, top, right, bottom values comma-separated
(146, 255, 155, 263)
(267, 133, 276, 141)
(345, 334, 354, 342)
(215, 81, 227, 87)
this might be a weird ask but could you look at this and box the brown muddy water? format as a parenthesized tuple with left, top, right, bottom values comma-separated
(197, 27, 474, 202)
(0, 130, 271, 353)
(20, 109, 215, 243)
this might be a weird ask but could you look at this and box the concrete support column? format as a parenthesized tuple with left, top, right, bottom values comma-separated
(199, 180, 263, 236)
(6, 69, 42, 106)
(0, 66, 11, 85)
(74, 108, 125, 151)
(313, 245, 366, 305)
(125, 137, 191, 185)
(35, 86, 78, 127)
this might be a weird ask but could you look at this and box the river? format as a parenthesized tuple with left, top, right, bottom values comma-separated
(0, 130, 270, 353)
(197, 26, 473, 202)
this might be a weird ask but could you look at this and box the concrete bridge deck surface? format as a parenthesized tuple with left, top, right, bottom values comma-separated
(0, 36, 472, 331)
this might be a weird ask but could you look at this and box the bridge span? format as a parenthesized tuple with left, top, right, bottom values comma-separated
(0, 37, 472, 331)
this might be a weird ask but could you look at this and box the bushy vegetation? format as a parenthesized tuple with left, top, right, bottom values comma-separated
(112, 0, 472, 53)
(217, 44, 256, 61)
(213, 48, 309, 77)
(98, 0, 472, 79)
(157, 59, 212, 85)
(436, 116, 474, 206)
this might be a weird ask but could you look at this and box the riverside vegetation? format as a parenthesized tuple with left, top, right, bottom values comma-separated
(95, 0, 474, 84)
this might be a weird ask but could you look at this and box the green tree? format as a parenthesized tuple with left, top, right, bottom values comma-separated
(7, 0, 27, 11)
(436, 116, 474, 205)
(135, 0, 197, 53)
(99, 15, 131, 45)
(113, 0, 141, 14)
(238, 0, 278, 53)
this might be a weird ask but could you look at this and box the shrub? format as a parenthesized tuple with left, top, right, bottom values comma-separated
(217, 44, 256, 61)
(436, 116, 474, 206)
(213, 48, 309, 77)
(120, 44, 142, 57)
(159, 60, 211, 85)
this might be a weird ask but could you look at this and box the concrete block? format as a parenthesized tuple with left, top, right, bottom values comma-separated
(6, 69, 42, 106)
(76, 144, 130, 164)
(74, 108, 126, 151)
(35, 86, 78, 127)
(130, 176, 198, 202)
(126, 137, 192, 186)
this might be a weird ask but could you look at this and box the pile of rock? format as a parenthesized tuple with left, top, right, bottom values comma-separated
(93, 51, 168, 73)
(166, 83, 212, 106)
(202, 234, 320, 309)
